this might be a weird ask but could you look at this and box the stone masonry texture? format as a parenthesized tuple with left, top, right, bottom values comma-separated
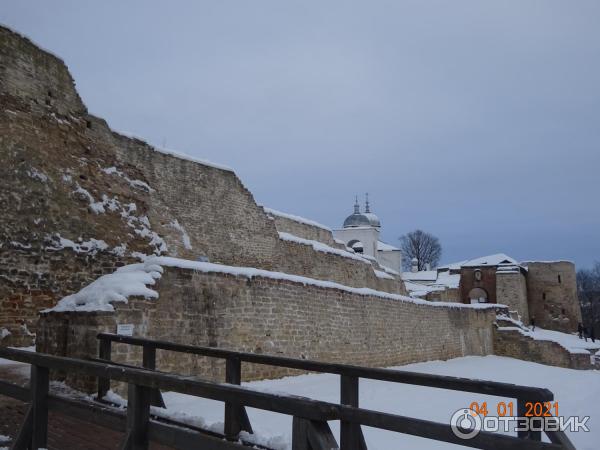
(38, 266, 500, 392)
(496, 271, 529, 324)
(525, 262, 581, 332)
(0, 25, 405, 345)
(493, 326, 592, 370)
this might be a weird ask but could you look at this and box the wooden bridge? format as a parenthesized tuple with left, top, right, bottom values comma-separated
(0, 333, 577, 450)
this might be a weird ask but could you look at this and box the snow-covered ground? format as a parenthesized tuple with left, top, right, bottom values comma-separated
(153, 356, 599, 450)
(497, 314, 600, 354)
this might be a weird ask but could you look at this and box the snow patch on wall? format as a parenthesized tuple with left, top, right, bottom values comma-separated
(374, 270, 394, 280)
(48, 263, 163, 312)
(26, 167, 49, 183)
(46, 234, 109, 255)
(0, 328, 11, 340)
(169, 220, 192, 250)
(100, 166, 154, 192)
(69, 182, 167, 254)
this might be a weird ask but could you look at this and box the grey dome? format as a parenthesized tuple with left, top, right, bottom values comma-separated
(343, 212, 371, 228)
(363, 212, 381, 228)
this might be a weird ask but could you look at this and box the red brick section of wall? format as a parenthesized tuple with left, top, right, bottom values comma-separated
(459, 267, 497, 304)
(38, 266, 501, 392)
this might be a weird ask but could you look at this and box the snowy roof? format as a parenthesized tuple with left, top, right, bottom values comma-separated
(434, 271, 461, 289)
(437, 260, 469, 271)
(440, 254, 518, 270)
(402, 270, 438, 282)
(377, 241, 399, 252)
(262, 207, 331, 231)
(463, 253, 518, 267)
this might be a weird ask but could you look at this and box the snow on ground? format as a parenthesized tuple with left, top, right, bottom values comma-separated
(154, 356, 599, 450)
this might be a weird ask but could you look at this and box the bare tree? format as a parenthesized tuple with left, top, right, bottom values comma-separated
(399, 229, 442, 271)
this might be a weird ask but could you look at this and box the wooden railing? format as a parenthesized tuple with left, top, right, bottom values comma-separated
(94, 333, 576, 450)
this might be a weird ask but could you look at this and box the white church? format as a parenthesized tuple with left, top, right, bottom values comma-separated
(333, 196, 402, 273)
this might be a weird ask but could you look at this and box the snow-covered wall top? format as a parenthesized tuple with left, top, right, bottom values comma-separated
(48, 257, 506, 313)
(263, 207, 331, 231)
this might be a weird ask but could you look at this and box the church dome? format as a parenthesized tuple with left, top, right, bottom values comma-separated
(363, 212, 380, 228)
(343, 212, 371, 228)
(342, 195, 381, 228)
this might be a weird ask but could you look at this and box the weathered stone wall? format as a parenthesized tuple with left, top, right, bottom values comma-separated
(493, 326, 592, 370)
(0, 27, 85, 116)
(275, 239, 404, 293)
(496, 271, 529, 324)
(425, 288, 460, 303)
(0, 25, 406, 344)
(108, 130, 281, 269)
(525, 262, 581, 332)
(266, 212, 340, 248)
(38, 266, 499, 391)
(0, 247, 128, 347)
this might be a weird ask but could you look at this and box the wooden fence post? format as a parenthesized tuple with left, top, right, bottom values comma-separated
(224, 356, 253, 439)
(142, 345, 165, 408)
(340, 375, 367, 450)
(31, 365, 49, 450)
(124, 383, 151, 450)
(293, 416, 340, 450)
(97, 338, 111, 400)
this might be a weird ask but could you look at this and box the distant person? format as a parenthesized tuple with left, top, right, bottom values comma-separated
(583, 326, 589, 342)
(591, 327, 596, 343)
(578, 322, 584, 339)
(530, 317, 536, 332)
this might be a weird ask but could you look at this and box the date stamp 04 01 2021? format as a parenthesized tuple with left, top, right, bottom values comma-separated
(468, 400, 559, 417)
(450, 401, 590, 440)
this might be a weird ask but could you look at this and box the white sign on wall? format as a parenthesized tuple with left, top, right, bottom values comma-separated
(116, 323, 134, 336)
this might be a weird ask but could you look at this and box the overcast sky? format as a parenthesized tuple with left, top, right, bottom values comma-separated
(3, 1, 600, 268)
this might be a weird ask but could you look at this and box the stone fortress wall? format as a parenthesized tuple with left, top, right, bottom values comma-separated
(38, 264, 500, 390)
(0, 25, 405, 346)
(264, 209, 342, 248)
(525, 261, 582, 332)
(496, 270, 529, 324)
